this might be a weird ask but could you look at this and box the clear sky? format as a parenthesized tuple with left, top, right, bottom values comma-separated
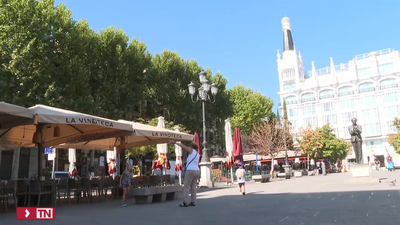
(55, 0, 400, 112)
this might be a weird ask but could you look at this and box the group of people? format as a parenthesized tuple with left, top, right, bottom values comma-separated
(119, 140, 247, 207)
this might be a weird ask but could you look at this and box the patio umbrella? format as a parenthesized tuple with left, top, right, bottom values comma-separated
(0, 102, 35, 129)
(233, 126, 243, 163)
(68, 148, 78, 177)
(174, 126, 183, 185)
(224, 119, 234, 183)
(155, 117, 170, 174)
(193, 132, 202, 163)
(107, 147, 117, 177)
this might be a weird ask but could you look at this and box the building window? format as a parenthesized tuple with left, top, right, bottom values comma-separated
(322, 114, 337, 125)
(360, 95, 376, 106)
(283, 82, 297, 91)
(357, 67, 372, 79)
(301, 93, 315, 103)
(323, 102, 335, 112)
(378, 62, 394, 75)
(342, 111, 357, 123)
(338, 86, 354, 96)
(303, 117, 317, 128)
(282, 68, 295, 80)
(359, 82, 375, 93)
(362, 108, 379, 121)
(366, 140, 383, 155)
(386, 121, 398, 134)
(363, 123, 381, 136)
(288, 108, 297, 117)
(342, 127, 351, 138)
(285, 96, 297, 105)
(384, 105, 400, 119)
(319, 89, 334, 99)
(340, 99, 355, 109)
(380, 78, 398, 90)
(303, 104, 316, 116)
(382, 92, 399, 103)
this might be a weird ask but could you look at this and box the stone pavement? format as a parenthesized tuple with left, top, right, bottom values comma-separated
(1, 170, 400, 225)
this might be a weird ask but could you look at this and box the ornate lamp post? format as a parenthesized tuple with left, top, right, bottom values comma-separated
(188, 70, 218, 187)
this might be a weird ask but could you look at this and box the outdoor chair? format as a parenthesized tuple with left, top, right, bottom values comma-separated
(56, 178, 69, 205)
(101, 177, 113, 201)
(16, 180, 29, 207)
(80, 178, 92, 203)
(28, 179, 54, 207)
(67, 179, 81, 203)
(0, 181, 17, 212)
(149, 176, 159, 187)
(162, 175, 171, 186)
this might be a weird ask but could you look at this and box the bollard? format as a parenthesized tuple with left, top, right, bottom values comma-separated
(322, 162, 327, 176)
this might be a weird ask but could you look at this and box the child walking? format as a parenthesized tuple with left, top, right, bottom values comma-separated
(120, 164, 132, 207)
(235, 162, 246, 195)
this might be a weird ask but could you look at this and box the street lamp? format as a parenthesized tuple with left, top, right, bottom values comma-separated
(188, 70, 218, 162)
(188, 70, 218, 187)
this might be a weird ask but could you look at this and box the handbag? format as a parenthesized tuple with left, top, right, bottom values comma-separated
(182, 151, 198, 179)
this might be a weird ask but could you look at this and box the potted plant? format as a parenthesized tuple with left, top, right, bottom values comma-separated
(43, 167, 51, 180)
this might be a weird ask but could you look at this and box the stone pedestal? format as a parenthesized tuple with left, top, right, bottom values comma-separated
(351, 164, 372, 178)
(199, 162, 214, 188)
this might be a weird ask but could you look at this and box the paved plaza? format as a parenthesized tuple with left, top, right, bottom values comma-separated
(1, 170, 400, 225)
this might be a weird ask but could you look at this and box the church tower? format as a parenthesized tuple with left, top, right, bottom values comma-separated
(277, 17, 305, 94)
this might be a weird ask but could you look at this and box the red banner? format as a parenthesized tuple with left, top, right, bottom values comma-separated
(17, 207, 55, 220)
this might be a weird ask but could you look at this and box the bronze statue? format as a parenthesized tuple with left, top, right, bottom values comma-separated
(348, 118, 363, 164)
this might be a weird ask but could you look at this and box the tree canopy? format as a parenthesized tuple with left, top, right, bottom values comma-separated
(388, 117, 400, 153)
(297, 125, 351, 161)
(0, 0, 275, 155)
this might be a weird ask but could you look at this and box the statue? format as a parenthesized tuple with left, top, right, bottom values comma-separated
(348, 118, 363, 164)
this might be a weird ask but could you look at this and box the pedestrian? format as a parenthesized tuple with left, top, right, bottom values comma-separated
(120, 164, 132, 207)
(235, 162, 246, 195)
(374, 156, 381, 171)
(170, 141, 200, 207)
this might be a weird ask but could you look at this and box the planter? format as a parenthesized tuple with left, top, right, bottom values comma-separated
(252, 174, 271, 183)
(294, 171, 302, 177)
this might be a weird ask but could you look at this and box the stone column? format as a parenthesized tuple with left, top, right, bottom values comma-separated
(10, 147, 21, 180)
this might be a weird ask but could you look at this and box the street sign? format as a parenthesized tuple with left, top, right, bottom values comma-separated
(44, 147, 53, 154)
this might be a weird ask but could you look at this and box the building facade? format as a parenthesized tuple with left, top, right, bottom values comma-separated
(277, 17, 400, 164)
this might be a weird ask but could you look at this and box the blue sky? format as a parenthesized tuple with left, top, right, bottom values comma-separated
(55, 0, 400, 112)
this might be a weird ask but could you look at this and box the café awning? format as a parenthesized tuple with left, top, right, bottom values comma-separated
(0, 104, 133, 147)
(54, 120, 194, 150)
(0, 102, 35, 129)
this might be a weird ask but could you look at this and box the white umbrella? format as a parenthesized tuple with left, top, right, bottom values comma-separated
(224, 118, 234, 184)
(68, 148, 77, 177)
(174, 126, 183, 185)
(156, 117, 168, 175)
(107, 147, 117, 177)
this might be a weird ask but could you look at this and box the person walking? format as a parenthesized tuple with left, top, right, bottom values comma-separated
(120, 164, 132, 207)
(170, 141, 200, 207)
(235, 162, 246, 195)
(374, 156, 381, 171)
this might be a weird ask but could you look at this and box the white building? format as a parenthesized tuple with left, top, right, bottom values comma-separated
(277, 17, 400, 164)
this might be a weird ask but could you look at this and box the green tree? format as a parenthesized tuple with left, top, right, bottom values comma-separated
(276, 109, 281, 122)
(283, 100, 288, 120)
(229, 84, 273, 135)
(297, 125, 351, 161)
(388, 117, 400, 153)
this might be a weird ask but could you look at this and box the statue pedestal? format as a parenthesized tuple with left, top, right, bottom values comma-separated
(351, 164, 372, 178)
(199, 162, 214, 188)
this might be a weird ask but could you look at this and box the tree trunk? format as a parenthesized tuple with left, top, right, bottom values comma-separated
(270, 157, 275, 178)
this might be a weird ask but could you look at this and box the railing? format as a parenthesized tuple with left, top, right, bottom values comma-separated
(334, 63, 350, 72)
(319, 94, 334, 100)
(380, 83, 398, 90)
(286, 100, 297, 105)
(359, 87, 375, 93)
(301, 97, 316, 103)
(307, 63, 350, 77)
(354, 48, 393, 60)
(339, 91, 354, 96)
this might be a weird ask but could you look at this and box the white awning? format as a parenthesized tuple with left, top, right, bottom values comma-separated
(0, 102, 35, 129)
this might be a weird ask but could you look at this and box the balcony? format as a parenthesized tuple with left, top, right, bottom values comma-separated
(359, 87, 375, 93)
(301, 97, 316, 103)
(339, 91, 354, 97)
(319, 94, 334, 100)
(380, 83, 398, 90)
(286, 100, 297, 105)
